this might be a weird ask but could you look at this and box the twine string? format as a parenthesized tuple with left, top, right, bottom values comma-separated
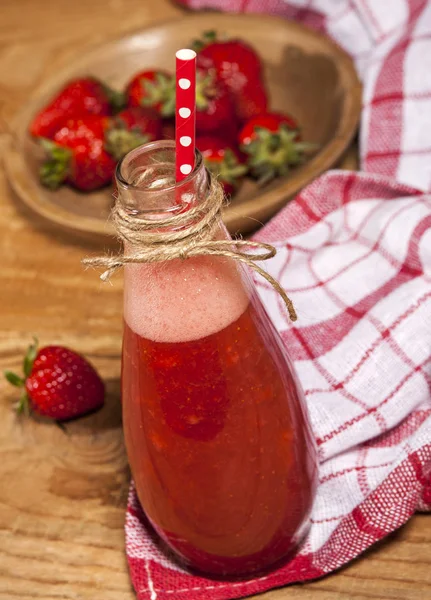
(83, 179, 297, 321)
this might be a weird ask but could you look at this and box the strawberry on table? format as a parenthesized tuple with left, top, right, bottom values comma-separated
(126, 69, 175, 117)
(239, 112, 315, 183)
(194, 31, 268, 122)
(29, 77, 124, 139)
(4, 339, 104, 421)
(195, 70, 236, 134)
(197, 135, 247, 197)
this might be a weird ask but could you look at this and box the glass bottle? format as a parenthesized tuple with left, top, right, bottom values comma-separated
(119, 141, 317, 577)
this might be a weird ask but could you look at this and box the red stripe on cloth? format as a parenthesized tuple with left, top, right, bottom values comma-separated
(256, 172, 422, 242)
(352, 505, 386, 538)
(372, 89, 431, 106)
(293, 195, 323, 223)
(286, 196, 418, 295)
(364, 410, 431, 448)
(367, 146, 431, 161)
(311, 290, 431, 395)
(320, 460, 394, 484)
(341, 173, 356, 204)
(316, 357, 431, 447)
(281, 199, 429, 362)
(356, 447, 372, 497)
(283, 262, 420, 362)
(363, 0, 428, 177)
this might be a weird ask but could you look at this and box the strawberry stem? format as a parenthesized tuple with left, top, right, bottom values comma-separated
(101, 82, 126, 113)
(5, 338, 38, 417)
(23, 336, 38, 378)
(141, 73, 175, 118)
(206, 148, 248, 184)
(4, 370, 24, 387)
(243, 125, 318, 184)
(195, 71, 215, 112)
(104, 126, 149, 161)
(192, 29, 219, 52)
(16, 391, 30, 417)
(39, 138, 71, 189)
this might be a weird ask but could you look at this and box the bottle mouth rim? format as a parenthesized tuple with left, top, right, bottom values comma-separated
(115, 139, 203, 195)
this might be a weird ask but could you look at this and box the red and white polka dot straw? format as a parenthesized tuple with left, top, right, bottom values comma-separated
(175, 49, 196, 184)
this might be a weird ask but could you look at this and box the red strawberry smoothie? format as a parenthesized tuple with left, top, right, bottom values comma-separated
(122, 254, 317, 576)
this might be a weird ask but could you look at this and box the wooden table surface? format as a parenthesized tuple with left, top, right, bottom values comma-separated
(0, 1, 429, 599)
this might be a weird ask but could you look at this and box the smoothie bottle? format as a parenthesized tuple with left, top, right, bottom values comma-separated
(119, 141, 317, 576)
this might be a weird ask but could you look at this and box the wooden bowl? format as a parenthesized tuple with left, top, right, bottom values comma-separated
(4, 13, 361, 242)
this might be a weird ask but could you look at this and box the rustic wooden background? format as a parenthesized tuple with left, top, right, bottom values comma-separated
(0, 1, 429, 599)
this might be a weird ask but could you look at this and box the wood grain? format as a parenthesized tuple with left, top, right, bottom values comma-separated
(0, 2, 429, 600)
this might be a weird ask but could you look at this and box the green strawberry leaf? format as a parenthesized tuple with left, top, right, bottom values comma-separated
(15, 391, 30, 417)
(101, 82, 125, 113)
(192, 29, 218, 52)
(23, 337, 38, 378)
(4, 370, 24, 387)
(39, 140, 71, 190)
(105, 127, 150, 161)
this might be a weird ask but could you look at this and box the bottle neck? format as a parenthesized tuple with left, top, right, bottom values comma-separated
(115, 140, 209, 221)
(118, 140, 250, 343)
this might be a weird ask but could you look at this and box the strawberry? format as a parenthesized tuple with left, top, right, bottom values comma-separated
(104, 107, 162, 160)
(194, 30, 263, 82)
(194, 31, 268, 122)
(39, 116, 117, 191)
(39, 110, 157, 191)
(115, 106, 161, 135)
(232, 79, 268, 123)
(29, 77, 124, 139)
(239, 112, 315, 183)
(126, 69, 175, 117)
(4, 339, 104, 421)
(197, 135, 247, 196)
(195, 70, 236, 134)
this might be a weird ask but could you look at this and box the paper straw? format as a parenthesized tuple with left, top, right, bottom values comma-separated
(175, 49, 196, 183)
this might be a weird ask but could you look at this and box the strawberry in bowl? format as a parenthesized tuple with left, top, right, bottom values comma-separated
(195, 70, 236, 134)
(194, 31, 268, 122)
(25, 28, 317, 212)
(38, 108, 162, 191)
(197, 135, 247, 197)
(239, 112, 316, 183)
(39, 116, 117, 191)
(105, 107, 162, 159)
(126, 69, 175, 117)
(29, 77, 124, 139)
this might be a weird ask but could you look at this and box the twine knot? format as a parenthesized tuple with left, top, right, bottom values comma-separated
(82, 178, 297, 321)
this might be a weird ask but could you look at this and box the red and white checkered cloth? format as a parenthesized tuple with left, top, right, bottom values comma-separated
(126, 1, 431, 598)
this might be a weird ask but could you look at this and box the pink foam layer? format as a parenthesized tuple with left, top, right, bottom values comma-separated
(124, 256, 250, 343)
